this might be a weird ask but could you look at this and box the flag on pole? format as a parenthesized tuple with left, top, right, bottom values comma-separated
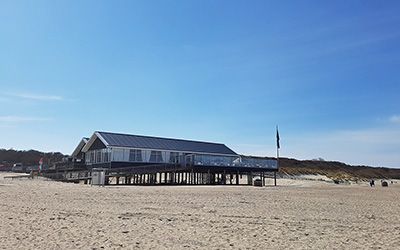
(276, 126, 280, 149)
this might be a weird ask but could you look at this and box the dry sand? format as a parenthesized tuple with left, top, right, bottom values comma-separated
(0, 173, 399, 249)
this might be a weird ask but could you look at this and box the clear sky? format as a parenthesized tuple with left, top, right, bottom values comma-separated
(1, 1, 399, 168)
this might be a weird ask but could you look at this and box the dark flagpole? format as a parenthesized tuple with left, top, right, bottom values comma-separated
(275, 126, 280, 186)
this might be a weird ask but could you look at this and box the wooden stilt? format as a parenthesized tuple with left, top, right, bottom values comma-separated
(262, 172, 265, 186)
(223, 171, 226, 185)
(248, 173, 252, 185)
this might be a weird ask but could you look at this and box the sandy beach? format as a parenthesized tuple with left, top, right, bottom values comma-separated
(0, 173, 399, 249)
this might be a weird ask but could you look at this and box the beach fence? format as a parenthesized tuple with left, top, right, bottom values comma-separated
(40, 170, 92, 183)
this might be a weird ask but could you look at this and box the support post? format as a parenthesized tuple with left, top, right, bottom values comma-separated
(260, 172, 263, 186)
(248, 173, 253, 185)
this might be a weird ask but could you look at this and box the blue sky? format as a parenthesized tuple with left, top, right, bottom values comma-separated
(1, 1, 399, 168)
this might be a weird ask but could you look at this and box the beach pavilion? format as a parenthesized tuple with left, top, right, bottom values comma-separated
(70, 131, 278, 185)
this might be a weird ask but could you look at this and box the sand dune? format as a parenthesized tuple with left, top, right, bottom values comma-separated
(0, 173, 399, 249)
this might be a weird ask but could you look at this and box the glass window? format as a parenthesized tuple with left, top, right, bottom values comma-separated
(90, 151, 95, 163)
(129, 149, 143, 162)
(123, 149, 130, 161)
(135, 149, 142, 162)
(150, 151, 163, 163)
(86, 153, 91, 163)
(129, 149, 135, 162)
(96, 150, 102, 163)
(112, 148, 124, 161)
(103, 149, 110, 162)
(170, 152, 179, 164)
(192, 154, 236, 166)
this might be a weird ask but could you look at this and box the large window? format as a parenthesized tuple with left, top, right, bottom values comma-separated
(96, 151, 102, 163)
(129, 149, 142, 162)
(103, 149, 110, 162)
(86, 148, 111, 164)
(149, 151, 163, 163)
(90, 151, 95, 163)
(112, 148, 124, 161)
(86, 151, 95, 164)
(170, 152, 180, 164)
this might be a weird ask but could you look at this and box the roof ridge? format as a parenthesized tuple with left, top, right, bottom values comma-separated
(96, 131, 227, 146)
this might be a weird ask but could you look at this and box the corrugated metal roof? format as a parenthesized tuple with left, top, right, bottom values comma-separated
(97, 131, 238, 156)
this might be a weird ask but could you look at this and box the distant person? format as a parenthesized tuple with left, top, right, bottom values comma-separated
(370, 179, 375, 187)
